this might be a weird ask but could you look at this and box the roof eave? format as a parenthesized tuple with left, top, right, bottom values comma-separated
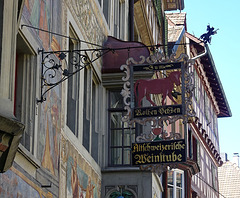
(185, 32, 231, 118)
(205, 45, 232, 118)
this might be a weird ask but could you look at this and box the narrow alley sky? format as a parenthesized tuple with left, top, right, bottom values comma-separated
(183, 0, 240, 161)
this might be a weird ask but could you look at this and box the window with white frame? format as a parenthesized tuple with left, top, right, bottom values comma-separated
(113, 0, 127, 40)
(98, 0, 127, 39)
(82, 65, 101, 163)
(66, 26, 80, 136)
(15, 32, 37, 153)
(113, 0, 120, 38)
(66, 24, 101, 162)
(98, 0, 110, 24)
(168, 169, 185, 198)
(91, 78, 100, 163)
(82, 66, 91, 151)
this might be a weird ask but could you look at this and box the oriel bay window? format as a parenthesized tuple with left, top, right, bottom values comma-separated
(108, 90, 136, 166)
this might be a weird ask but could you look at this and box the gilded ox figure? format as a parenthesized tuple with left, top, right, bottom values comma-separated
(134, 71, 181, 107)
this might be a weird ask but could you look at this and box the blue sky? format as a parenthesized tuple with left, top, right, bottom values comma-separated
(183, 0, 240, 161)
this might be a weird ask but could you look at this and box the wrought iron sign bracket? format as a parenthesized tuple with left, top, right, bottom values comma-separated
(37, 47, 111, 103)
(20, 24, 112, 103)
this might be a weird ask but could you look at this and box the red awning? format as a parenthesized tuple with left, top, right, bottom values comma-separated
(102, 36, 150, 73)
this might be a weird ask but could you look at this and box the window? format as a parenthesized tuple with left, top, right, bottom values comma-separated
(119, 1, 126, 40)
(211, 164, 217, 190)
(66, 25, 101, 162)
(17, 0, 24, 24)
(14, 32, 37, 153)
(188, 129, 200, 164)
(98, 0, 126, 39)
(82, 65, 100, 162)
(91, 80, 99, 162)
(83, 67, 91, 151)
(168, 169, 184, 198)
(113, 0, 126, 40)
(192, 136, 199, 163)
(204, 90, 209, 122)
(108, 90, 136, 166)
(66, 27, 80, 136)
(98, 0, 110, 24)
(212, 113, 218, 137)
(110, 190, 134, 198)
(194, 70, 199, 103)
(113, 0, 120, 38)
(0, 0, 24, 74)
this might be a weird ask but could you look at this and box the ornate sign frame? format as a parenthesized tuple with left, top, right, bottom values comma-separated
(121, 51, 195, 130)
(120, 51, 196, 173)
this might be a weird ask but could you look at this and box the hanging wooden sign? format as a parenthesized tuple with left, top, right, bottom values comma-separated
(132, 139, 186, 166)
(132, 62, 184, 119)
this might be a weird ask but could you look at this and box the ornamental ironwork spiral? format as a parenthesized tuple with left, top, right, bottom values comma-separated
(37, 48, 106, 103)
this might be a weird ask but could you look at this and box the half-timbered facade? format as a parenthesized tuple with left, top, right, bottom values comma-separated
(186, 32, 231, 198)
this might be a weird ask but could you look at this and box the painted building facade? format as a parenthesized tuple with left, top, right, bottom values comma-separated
(0, 0, 230, 198)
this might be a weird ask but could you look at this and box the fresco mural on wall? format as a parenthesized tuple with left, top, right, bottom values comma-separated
(24, 0, 61, 51)
(23, 0, 62, 176)
(25, 0, 51, 50)
(39, 89, 61, 176)
(66, 142, 101, 198)
(0, 167, 52, 198)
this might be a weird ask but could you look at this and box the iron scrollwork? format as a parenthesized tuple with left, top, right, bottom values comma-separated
(37, 48, 108, 103)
